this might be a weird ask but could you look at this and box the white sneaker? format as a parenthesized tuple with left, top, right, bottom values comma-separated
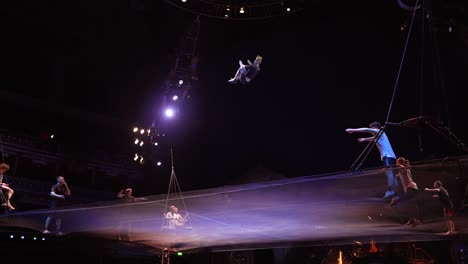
(43, 230, 51, 234)
(228, 78, 237, 84)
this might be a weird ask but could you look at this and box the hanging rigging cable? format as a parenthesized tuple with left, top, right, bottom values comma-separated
(351, 0, 420, 170)
(162, 148, 192, 230)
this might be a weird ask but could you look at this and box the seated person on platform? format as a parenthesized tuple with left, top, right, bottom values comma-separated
(0, 163, 14, 210)
(228, 55, 262, 84)
(165, 205, 188, 229)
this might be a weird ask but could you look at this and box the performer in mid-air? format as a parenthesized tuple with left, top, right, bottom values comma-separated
(228, 55, 263, 84)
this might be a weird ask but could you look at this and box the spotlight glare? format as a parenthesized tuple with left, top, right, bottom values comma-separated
(21, 236, 25, 239)
(134, 139, 139, 144)
(177, 252, 183, 256)
(147, 128, 151, 134)
(154, 142, 158, 146)
(34, 237, 37, 240)
(133, 127, 138, 132)
(286, 7, 291, 11)
(181, 0, 186, 2)
(134, 154, 139, 161)
(10, 235, 14, 239)
(157, 161, 162, 166)
(139, 141, 144, 147)
(140, 129, 145, 134)
(42, 237, 45, 241)
(50, 134, 55, 139)
(172, 95, 179, 101)
(240, 7, 244, 14)
(178, 80, 184, 85)
(165, 108, 174, 118)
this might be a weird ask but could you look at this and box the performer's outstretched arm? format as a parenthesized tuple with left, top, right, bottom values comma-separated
(346, 128, 379, 134)
(357, 137, 375, 143)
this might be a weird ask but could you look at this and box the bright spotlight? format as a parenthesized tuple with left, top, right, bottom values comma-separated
(133, 127, 138, 133)
(147, 128, 151, 134)
(21, 236, 25, 239)
(34, 237, 37, 240)
(157, 161, 162, 166)
(134, 139, 139, 145)
(165, 108, 174, 118)
(140, 129, 145, 134)
(178, 80, 184, 85)
(10, 235, 14, 239)
(172, 95, 179, 101)
(181, 0, 187, 2)
(239, 7, 245, 14)
(154, 142, 158, 146)
(139, 141, 144, 147)
(286, 7, 291, 11)
(50, 134, 55, 139)
(134, 154, 139, 161)
(42, 237, 45, 241)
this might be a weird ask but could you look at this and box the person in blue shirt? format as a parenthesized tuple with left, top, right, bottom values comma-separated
(346, 122, 398, 200)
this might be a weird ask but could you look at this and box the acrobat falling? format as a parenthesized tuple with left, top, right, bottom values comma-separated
(228, 55, 263, 84)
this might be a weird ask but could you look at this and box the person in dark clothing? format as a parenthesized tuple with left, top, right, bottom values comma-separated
(425, 180, 456, 235)
(43, 176, 71, 235)
(228, 55, 262, 84)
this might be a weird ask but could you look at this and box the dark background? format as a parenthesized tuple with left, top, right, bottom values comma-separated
(2, 0, 467, 194)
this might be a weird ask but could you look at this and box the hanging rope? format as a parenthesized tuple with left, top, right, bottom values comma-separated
(352, 0, 420, 170)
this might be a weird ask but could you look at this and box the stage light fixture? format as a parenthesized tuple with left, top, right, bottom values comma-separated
(140, 129, 145, 134)
(34, 237, 37, 240)
(286, 7, 291, 11)
(165, 108, 175, 118)
(10, 235, 14, 239)
(239, 7, 244, 14)
(21, 236, 25, 239)
(42, 238, 45, 241)
(134, 154, 139, 161)
(178, 80, 184, 85)
(133, 127, 138, 133)
(154, 142, 158, 146)
(157, 161, 162, 166)
(134, 139, 139, 145)
(139, 141, 144, 147)
(172, 95, 179, 101)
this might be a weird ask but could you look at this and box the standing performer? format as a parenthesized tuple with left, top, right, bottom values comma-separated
(424, 180, 456, 235)
(389, 157, 421, 226)
(0, 163, 15, 210)
(228, 55, 263, 84)
(346, 122, 398, 199)
(43, 176, 71, 235)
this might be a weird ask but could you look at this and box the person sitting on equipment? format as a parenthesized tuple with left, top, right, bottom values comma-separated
(165, 205, 188, 229)
(228, 55, 263, 84)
